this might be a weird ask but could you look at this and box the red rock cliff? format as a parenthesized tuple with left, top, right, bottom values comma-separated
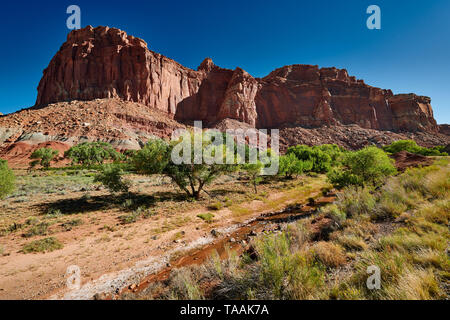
(36, 26, 204, 115)
(35, 26, 439, 133)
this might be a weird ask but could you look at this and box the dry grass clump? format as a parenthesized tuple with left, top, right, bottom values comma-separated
(335, 234, 368, 251)
(309, 241, 347, 268)
(335, 186, 375, 218)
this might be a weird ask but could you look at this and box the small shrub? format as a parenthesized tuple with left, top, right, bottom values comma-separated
(45, 208, 62, 219)
(419, 200, 449, 225)
(241, 162, 264, 193)
(372, 193, 408, 221)
(22, 237, 63, 253)
(208, 202, 223, 211)
(197, 213, 215, 223)
(25, 216, 40, 225)
(336, 186, 376, 218)
(320, 204, 346, 223)
(141, 210, 157, 219)
(64, 142, 123, 166)
(22, 222, 49, 238)
(224, 197, 233, 207)
(94, 164, 130, 194)
(167, 268, 204, 300)
(121, 198, 134, 209)
(278, 153, 313, 178)
(118, 212, 139, 224)
(61, 218, 83, 231)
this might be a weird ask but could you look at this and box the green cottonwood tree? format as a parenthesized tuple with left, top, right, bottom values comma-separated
(30, 148, 59, 169)
(133, 133, 238, 200)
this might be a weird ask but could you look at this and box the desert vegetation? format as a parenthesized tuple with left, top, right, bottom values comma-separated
(0, 138, 448, 300)
(0, 159, 15, 199)
(123, 157, 449, 300)
(383, 140, 448, 156)
(29, 148, 59, 169)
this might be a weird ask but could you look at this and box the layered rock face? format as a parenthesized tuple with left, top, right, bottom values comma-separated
(36, 26, 439, 134)
(36, 26, 203, 115)
(255, 65, 437, 132)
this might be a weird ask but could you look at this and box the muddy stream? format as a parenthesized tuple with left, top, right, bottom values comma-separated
(117, 193, 336, 299)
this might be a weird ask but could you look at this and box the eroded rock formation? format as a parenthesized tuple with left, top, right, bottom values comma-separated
(35, 26, 440, 134)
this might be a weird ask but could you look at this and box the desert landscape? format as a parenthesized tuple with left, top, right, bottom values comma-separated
(0, 25, 449, 301)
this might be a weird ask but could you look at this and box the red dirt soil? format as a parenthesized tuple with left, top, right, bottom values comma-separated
(391, 151, 433, 172)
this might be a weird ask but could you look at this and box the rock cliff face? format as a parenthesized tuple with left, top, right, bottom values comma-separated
(36, 26, 204, 115)
(35, 26, 439, 134)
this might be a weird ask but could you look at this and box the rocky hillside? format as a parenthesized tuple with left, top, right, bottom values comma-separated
(0, 25, 448, 167)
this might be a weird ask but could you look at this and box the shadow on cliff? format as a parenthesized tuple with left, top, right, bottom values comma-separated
(174, 69, 231, 126)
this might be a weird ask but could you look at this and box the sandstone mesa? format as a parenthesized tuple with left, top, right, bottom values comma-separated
(0, 25, 448, 167)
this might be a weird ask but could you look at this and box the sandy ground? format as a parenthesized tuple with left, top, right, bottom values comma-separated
(0, 172, 328, 300)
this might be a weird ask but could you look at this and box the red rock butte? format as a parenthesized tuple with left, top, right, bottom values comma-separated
(36, 25, 438, 133)
(0, 26, 448, 167)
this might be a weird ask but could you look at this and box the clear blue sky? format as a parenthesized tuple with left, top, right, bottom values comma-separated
(1, 0, 449, 124)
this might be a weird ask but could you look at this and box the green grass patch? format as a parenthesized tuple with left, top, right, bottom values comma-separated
(197, 213, 215, 223)
(22, 237, 63, 253)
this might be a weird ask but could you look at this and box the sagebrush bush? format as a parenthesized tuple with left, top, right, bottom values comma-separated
(335, 186, 376, 218)
(168, 268, 205, 300)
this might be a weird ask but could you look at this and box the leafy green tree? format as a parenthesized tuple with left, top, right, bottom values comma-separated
(94, 164, 131, 194)
(0, 159, 15, 199)
(313, 144, 346, 162)
(286, 145, 332, 173)
(242, 161, 264, 193)
(328, 146, 396, 188)
(64, 142, 123, 166)
(383, 140, 448, 156)
(30, 148, 59, 168)
(133, 134, 238, 200)
(278, 153, 313, 179)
